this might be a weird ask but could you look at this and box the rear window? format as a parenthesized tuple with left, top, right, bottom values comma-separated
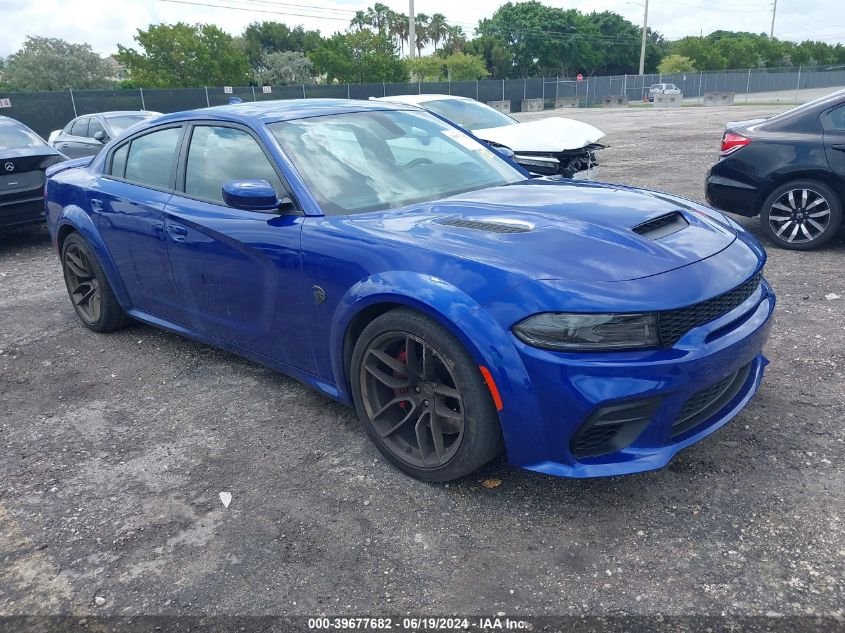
(0, 121, 45, 149)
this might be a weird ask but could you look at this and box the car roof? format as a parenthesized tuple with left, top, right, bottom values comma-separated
(0, 115, 26, 126)
(152, 98, 418, 127)
(372, 94, 473, 105)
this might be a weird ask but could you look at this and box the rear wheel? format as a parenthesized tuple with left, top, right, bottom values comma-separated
(350, 308, 503, 482)
(759, 180, 842, 250)
(61, 232, 130, 332)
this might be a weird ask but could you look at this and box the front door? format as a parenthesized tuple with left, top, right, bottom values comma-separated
(163, 123, 313, 372)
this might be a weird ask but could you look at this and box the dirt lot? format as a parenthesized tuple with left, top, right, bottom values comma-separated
(1, 105, 843, 622)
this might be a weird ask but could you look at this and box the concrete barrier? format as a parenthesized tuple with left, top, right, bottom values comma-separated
(703, 91, 735, 106)
(487, 100, 511, 113)
(554, 97, 579, 109)
(602, 95, 629, 107)
(653, 93, 683, 108)
(521, 98, 544, 112)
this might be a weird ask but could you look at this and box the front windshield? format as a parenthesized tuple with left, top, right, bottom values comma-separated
(106, 114, 155, 135)
(0, 121, 45, 149)
(422, 98, 516, 131)
(269, 109, 525, 215)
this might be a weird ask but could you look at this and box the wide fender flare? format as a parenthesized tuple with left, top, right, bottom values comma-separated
(55, 208, 132, 308)
(330, 271, 545, 458)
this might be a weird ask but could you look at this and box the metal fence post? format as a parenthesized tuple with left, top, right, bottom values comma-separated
(502, 79, 505, 101)
(139, 87, 146, 110)
(476, 79, 479, 101)
(623, 74, 627, 97)
(585, 76, 590, 108)
(251, 85, 256, 101)
(204, 86, 210, 107)
(541, 76, 545, 107)
(68, 88, 78, 117)
(383, 81, 386, 97)
(347, 83, 350, 99)
(523, 78, 526, 101)
(745, 68, 751, 103)
(303, 84, 306, 98)
(555, 75, 559, 103)
(795, 66, 802, 103)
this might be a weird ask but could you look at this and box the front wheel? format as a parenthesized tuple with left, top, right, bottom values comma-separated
(759, 180, 842, 250)
(350, 308, 503, 482)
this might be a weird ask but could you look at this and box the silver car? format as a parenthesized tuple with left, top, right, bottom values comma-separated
(48, 111, 161, 159)
(648, 83, 681, 102)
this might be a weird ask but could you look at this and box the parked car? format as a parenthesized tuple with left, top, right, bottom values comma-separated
(0, 115, 66, 230)
(46, 99, 774, 482)
(48, 111, 161, 159)
(373, 94, 604, 178)
(648, 83, 681, 102)
(706, 88, 845, 250)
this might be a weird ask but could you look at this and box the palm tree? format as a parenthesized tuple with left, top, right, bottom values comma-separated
(444, 25, 466, 54)
(366, 3, 391, 36)
(350, 10, 367, 32)
(389, 11, 409, 57)
(414, 13, 430, 57)
(428, 13, 448, 52)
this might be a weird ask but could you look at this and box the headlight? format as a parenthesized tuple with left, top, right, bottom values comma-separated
(512, 312, 659, 351)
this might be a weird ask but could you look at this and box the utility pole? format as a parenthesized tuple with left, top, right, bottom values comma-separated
(638, 0, 649, 76)
(770, 0, 777, 38)
(408, 0, 416, 59)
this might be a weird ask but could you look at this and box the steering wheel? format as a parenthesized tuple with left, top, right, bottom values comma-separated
(403, 157, 434, 169)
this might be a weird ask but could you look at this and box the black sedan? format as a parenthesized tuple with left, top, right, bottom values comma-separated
(48, 111, 160, 159)
(706, 88, 844, 250)
(0, 116, 66, 230)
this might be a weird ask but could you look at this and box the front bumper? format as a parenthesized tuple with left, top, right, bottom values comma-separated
(509, 278, 775, 478)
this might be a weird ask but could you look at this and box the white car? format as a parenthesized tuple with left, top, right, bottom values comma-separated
(372, 94, 604, 178)
(648, 83, 682, 102)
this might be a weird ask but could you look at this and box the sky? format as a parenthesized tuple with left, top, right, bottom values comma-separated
(1, 0, 843, 58)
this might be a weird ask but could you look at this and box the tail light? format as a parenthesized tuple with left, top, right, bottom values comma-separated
(720, 132, 751, 157)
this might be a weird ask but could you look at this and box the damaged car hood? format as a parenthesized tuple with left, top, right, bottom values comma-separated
(474, 117, 605, 152)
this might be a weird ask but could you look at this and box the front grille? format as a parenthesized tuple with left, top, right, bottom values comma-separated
(658, 271, 762, 346)
(435, 218, 531, 234)
(671, 363, 752, 437)
(571, 398, 660, 458)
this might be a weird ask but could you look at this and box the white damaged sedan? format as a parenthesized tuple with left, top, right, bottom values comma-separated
(373, 94, 605, 178)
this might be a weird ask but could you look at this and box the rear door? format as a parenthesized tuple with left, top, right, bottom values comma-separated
(56, 117, 90, 158)
(90, 124, 185, 321)
(162, 122, 313, 371)
(821, 104, 845, 181)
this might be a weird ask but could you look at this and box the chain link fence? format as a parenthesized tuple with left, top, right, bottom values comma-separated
(3, 66, 845, 138)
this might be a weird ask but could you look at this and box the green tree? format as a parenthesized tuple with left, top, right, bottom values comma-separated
(407, 55, 444, 81)
(388, 11, 409, 57)
(464, 35, 512, 79)
(310, 31, 406, 84)
(443, 26, 466, 55)
(3, 36, 113, 91)
(657, 54, 696, 74)
(444, 52, 489, 81)
(414, 13, 431, 57)
(117, 23, 250, 87)
(366, 3, 391, 36)
(253, 51, 315, 85)
(240, 21, 322, 69)
(350, 11, 368, 33)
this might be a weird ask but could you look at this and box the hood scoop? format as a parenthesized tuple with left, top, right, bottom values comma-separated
(632, 211, 688, 240)
(435, 218, 532, 234)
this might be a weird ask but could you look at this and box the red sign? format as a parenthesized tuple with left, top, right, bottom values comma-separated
(576, 73, 584, 81)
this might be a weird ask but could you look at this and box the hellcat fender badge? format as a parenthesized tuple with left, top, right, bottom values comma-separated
(313, 285, 326, 305)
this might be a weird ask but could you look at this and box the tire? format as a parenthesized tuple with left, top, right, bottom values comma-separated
(61, 232, 130, 332)
(759, 180, 842, 251)
(350, 308, 503, 482)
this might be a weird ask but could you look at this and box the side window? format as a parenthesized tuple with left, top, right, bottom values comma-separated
(110, 143, 129, 178)
(71, 118, 89, 137)
(88, 118, 106, 139)
(184, 125, 283, 204)
(823, 105, 845, 130)
(123, 127, 182, 189)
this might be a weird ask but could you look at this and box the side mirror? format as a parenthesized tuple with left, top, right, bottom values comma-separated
(94, 130, 108, 143)
(493, 146, 515, 159)
(222, 179, 284, 211)
(513, 154, 561, 176)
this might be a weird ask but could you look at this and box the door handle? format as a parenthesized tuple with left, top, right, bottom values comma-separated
(90, 198, 104, 213)
(832, 144, 845, 152)
(166, 223, 188, 242)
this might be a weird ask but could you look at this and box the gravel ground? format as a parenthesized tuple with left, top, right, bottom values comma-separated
(1, 105, 843, 623)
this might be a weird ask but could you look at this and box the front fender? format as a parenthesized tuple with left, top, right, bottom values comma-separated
(53, 208, 132, 308)
(329, 271, 545, 462)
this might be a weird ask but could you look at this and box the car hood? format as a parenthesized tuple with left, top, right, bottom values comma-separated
(353, 180, 736, 283)
(473, 118, 604, 152)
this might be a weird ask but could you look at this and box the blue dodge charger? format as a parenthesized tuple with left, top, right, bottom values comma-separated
(45, 99, 775, 481)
